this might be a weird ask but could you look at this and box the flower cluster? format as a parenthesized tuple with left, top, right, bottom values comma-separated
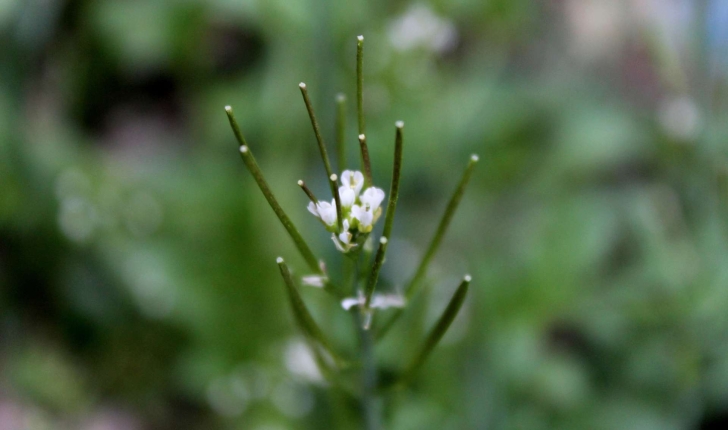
(307, 170, 385, 253)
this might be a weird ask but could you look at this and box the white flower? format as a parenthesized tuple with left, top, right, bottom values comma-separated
(338, 186, 356, 208)
(371, 294, 405, 309)
(341, 290, 406, 311)
(331, 219, 356, 253)
(301, 275, 327, 288)
(351, 204, 374, 232)
(360, 187, 385, 211)
(308, 200, 338, 228)
(307, 201, 318, 216)
(341, 289, 405, 330)
(341, 170, 364, 196)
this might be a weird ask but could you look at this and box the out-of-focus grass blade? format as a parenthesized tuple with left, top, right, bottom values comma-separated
(387, 275, 471, 389)
(405, 155, 479, 299)
(375, 154, 478, 340)
(277, 257, 345, 365)
(225, 106, 320, 273)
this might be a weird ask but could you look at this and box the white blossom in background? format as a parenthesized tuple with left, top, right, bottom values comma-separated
(564, 0, 627, 62)
(658, 96, 701, 141)
(284, 339, 324, 384)
(387, 4, 458, 54)
(565, 0, 694, 63)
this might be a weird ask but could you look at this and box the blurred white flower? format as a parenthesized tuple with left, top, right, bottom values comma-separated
(284, 339, 324, 384)
(658, 96, 701, 141)
(341, 290, 406, 311)
(301, 275, 327, 288)
(388, 4, 458, 54)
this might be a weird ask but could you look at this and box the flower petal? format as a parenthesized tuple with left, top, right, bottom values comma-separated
(341, 170, 364, 195)
(341, 297, 362, 310)
(339, 186, 356, 208)
(370, 294, 406, 309)
(316, 201, 338, 226)
(352, 204, 374, 231)
(302, 275, 327, 288)
(307, 201, 319, 217)
(361, 187, 385, 211)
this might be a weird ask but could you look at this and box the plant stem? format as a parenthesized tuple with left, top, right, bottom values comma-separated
(360, 319, 380, 430)
(356, 35, 365, 136)
(351, 258, 380, 429)
(299, 82, 341, 230)
(358, 133, 373, 187)
(331, 174, 344, 232)
(225, 106, 321, 273)
(297, 179, 318, 203)
(382, 121, 404, 240)
(375, 154, 479, 340)
(336, 93, 347, 172)
(405, 154, 479, 299)
(364, 237, 388, 308)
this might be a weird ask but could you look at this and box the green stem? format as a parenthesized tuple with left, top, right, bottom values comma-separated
(364, 237, 388, 308)
(360, 318, 380, 430)
(393, 275, 471, 388)
(405, 154, 479, 299)
(364, 122, 404, 308)
(277, 257, 345, 364)
(358, 133, 374, 188)
(350, 258, 380, 430)
(376, 154, 479, 340)
(299, 83, 341, 230)
(336, 93, 347, 172)
(331, 174, 344, 233)
(382, 122, 404, 240)
(225, 106, 321, 273)
(356, 35, 365, 136)
(297, 179, 318, 203)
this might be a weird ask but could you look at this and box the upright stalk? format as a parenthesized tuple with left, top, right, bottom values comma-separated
(359, 318, 380, 430)
(352, 257, 380, 430)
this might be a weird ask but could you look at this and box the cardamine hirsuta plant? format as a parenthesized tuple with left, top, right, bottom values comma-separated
(225, 36, 477, 429)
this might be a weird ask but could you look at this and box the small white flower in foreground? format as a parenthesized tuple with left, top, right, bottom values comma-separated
(351, 204, 374, 232)
(306, 169, 386, 252)
(360, 187, 385, 212)
(341, 170, 364, 196)
(338, 186, 356, 208)
(332, 219, 357, 253)
(307, 200, 338, 229)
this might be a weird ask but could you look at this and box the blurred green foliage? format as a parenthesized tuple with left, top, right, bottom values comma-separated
(2, 0, 728, 429)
